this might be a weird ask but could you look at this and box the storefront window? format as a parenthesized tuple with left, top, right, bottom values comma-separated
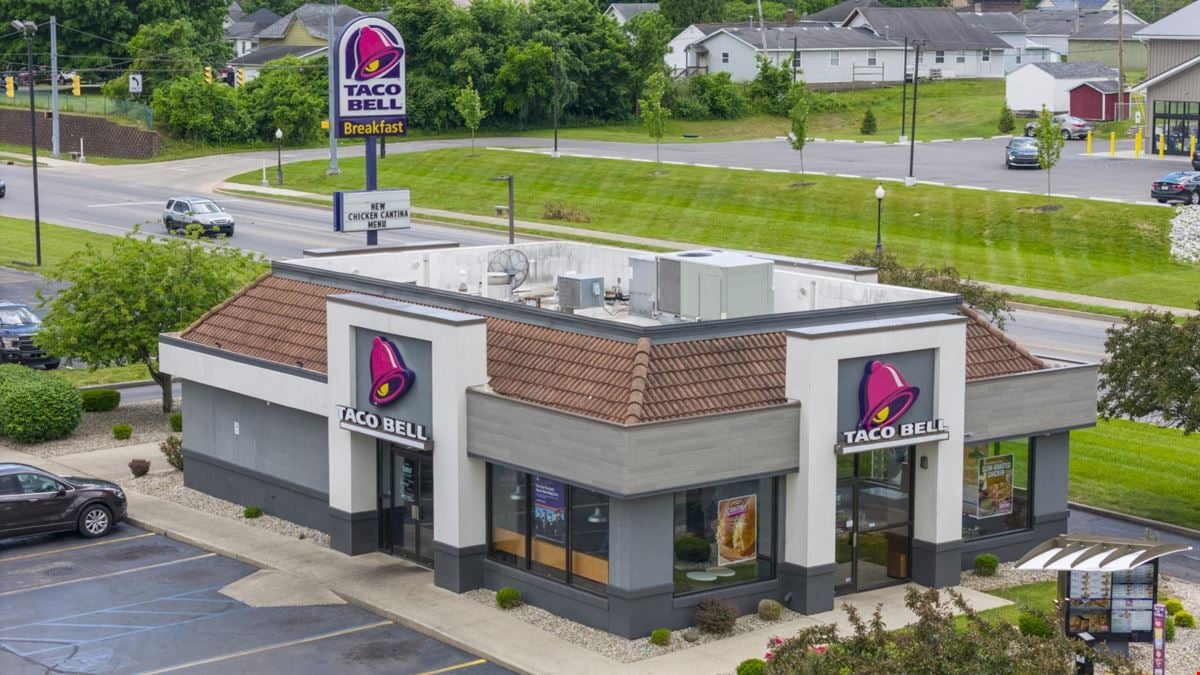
(672, 477, 776, 595)
(486, 465, 609, 594)
(961, 439, 1031, 540)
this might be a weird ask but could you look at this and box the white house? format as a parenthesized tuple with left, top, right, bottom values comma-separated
(1005, 60, 1117, 113)
(686, 25, 907, 85)
(843, 7, 1009, 79)
(667, 24, 720, 73)
(604, 2, 659, 26)
(1019, 9, 1145, 57)
(224, 7, 282, 58)
(959, 11, 1061, 73)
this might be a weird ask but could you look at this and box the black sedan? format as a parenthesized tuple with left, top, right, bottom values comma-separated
(1005, 137, 1040, 169)
(1193, 154, 1200, 172)
(0, 463, 127, 539)
(1151, 172, 1200, 205)
(0, 178, 5, 198)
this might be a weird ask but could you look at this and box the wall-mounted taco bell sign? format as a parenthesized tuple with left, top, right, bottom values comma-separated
(333, 16, 407, 138)
(336, 335, 428, 446)
(838, 360, 947, 453)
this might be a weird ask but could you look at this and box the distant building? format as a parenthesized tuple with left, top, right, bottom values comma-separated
(1132, 1, 1200, 156)
(1018, 9, 1145, 57)
(1035, 0, 1119, 10)
(1067, 21, 1147, 70)
(224, 7, 282, 58)
(1005, 60, 1118, 113)
(805, 0, 882, 24)
(230, 2, 392, 81)
(604, 3, 660, 26)
(950, 0, 1026, 14)
(843, 7, 1009, 79)
(960, 11, 1061, 73)
(1069, 79, 1127, 120)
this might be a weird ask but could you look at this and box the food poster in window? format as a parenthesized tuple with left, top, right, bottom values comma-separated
(976, 454, 1014, 519)
(533, 477, 566, 545)
(715, 494, 757, 566)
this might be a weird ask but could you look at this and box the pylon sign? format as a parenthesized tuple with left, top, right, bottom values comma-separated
(333, 16, 406, 138)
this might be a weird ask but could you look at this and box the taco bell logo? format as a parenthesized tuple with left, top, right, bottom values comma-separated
(334, 16, 407, 138)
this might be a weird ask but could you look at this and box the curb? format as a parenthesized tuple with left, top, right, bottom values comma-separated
(78, 380, 157, 391)
(1009, 301, 1124, 322)
(215, 186, 332, 211)
(124, 512, 278, 571)
(1069, 501, 1200, 539)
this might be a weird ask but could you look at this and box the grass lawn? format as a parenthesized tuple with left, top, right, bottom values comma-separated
(805, 79, 1005, 142)
(516, 115, 792, 144)
(228, 148, 1193, 307)
(1070, 419, 1200, 530)
(958, 581, 1058, 629)
(0, 216, 121, 268)
(52, 363, 151, 387)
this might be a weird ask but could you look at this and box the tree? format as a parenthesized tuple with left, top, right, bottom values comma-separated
(36, 230, 263, 412)
(860, 107, 877, 135)
(103, 18, 231, 101)
(624, 10, 675, 97)
(454, 76, 487, 155)
(749, 56, 794, 116)
(660, 0, 727, 29)
(998, 104, 1015, 134)
(495, 42, 555, 129)
(151, 76, 250, 144)
(1098, 307, 1200, 433)
(846, 249, 1013, 328)
(1033, 105, 1065, 208)
(788, 84, 809, 174)
(639, 71, 671, 163)
(239, 56, 326, 144)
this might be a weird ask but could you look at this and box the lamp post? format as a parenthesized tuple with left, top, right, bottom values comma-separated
(12, 19, 41, 266)
(274, 128, 283, 187)
(874, 184, 885, 254)
(552, 42, 560, 158)
(489, 174, 515, 244)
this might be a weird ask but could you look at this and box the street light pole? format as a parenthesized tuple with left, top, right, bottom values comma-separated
(552, 43, 560, 158)
(490, 175, 515, 244)
(899, 37, 908, 143)
(13, 19, 41, 266)
(274, 128, 283, 186)
(907, 41, 923, 185)
(874, 184, 885, 254)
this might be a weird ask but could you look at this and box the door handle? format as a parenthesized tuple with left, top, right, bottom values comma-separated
(410, 504, 420, 520)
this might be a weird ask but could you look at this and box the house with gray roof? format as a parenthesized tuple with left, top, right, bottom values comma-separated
(1005, 60, 1118, 112)
(843, 7, 1009, 79)
(604, 3, 659, 26)
(960, 11, 1061, 72)
(805, 0, 882, 24)
(1132, 0, 1200, 156)
(1019, 8, 1144, 56)
(1067, 21, 1147, 69)
(224, 7, 282, 58)
(255, 3, 385, 46)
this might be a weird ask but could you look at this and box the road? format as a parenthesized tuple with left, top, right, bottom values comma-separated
(1070, 509, 1200, 585)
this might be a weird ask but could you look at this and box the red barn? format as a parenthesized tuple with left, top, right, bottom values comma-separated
(1069, 80, 1128, 122)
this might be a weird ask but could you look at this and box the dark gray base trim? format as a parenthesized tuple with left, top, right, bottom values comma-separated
(329, 508, 378, 556)
(182, 450, 329, 533)
(911, 539, 963, 588)
(959, 513, 1068, 570)
(433, 541, 486, 593)
(780, 562, 836, 614)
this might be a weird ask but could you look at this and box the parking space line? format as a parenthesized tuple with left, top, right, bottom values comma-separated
(140, 619, 394, 674)
(0, 553, 215, 597)
(14, 606, 256, 658)
(85, 201, 162, 208)
(417, 659, 489, 675)
(0, 585, 229, 633)
(0, 533, 156, 563)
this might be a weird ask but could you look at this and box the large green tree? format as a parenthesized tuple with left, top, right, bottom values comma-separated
(152, 75, 250, 143)
(239, 55, 326, 144)
(624, 10, 675, 97)
(495, 42, 555, 129)
(36, 231, 263, 412)
(1099, 307, 1200, 433)
(660, 0, 727, 29)
(103, 18, 231, 100)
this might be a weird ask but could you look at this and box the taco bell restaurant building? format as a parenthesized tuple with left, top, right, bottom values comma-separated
(158, 241, 1097, 637)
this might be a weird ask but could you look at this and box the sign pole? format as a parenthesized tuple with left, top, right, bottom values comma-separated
(366, 136, 378, 246)
(326, 5, 339, 175)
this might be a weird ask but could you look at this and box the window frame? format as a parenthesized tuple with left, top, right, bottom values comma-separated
(671, 477, 779, 597)
(960, 438, 1035, 542)
(935, 50, 945, 64)
(867, 50, 877, 66)
(982, 49, 990, 63)
(956, 50, 966, 64)
(721, 52, 729, 64)
(17, 473, 63, 495)
(830, 50, 839, 66)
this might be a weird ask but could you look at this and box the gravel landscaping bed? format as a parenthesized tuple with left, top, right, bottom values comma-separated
(1129, 576, 1200, 675)
(121, 471, 330, 548)
(0, 399, 177, 458)
(465, 588, 796, 663)
(957, 561, 1056, 592)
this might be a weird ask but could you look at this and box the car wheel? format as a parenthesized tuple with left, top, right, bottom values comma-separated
(78, 504, 112, 538)
(1157, 199, 1167, 203)
(1061, 129, 1071, 140)
(1025, 128, 1035, 137)
(1191, 191, 1200, 206)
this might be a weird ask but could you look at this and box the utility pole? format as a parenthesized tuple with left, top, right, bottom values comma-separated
(12, 20, 42, 266)
(900, 37, 908, 142)
(552, 42, 560, 158)
(792, 36, 798, 84)
(326, 3, 340, 175)
(1117, 0, 1125, 121)
(50, 16, 59, 158)
(907, 42, 922, 185)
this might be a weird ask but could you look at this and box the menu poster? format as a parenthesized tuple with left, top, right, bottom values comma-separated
(532, 477, 566, 544)
(1153, 604, 1166, 674)
(976, 455, 1014, 519)
(716, 494, 757, 566)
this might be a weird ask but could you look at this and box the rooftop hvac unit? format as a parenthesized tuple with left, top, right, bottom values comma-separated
(558, 273, 604, 311)
(655, 250, 773, 321)
(628, 255, 657, 317)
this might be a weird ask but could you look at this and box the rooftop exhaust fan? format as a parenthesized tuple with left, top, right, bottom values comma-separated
(487, 248, 530, 291)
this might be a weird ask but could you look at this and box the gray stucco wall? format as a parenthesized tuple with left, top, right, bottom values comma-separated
(964, 365, 1096, 443)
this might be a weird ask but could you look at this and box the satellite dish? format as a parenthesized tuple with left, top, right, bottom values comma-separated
(487, 249, 530, 290)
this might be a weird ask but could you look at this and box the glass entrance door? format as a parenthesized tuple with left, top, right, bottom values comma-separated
(378, 444, 434, 566)
(835, 447, 914, 594)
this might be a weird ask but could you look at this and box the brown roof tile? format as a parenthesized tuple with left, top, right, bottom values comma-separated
(178, 276, 1047, 424)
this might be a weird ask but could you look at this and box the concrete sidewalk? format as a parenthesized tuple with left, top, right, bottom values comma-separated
(0, 443, 1011, 674)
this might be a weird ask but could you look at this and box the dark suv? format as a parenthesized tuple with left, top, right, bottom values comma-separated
(0, 301, 60, 369)
(0, 464, 127, 539)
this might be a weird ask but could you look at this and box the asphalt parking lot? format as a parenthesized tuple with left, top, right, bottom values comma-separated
(0, 524, 509, 674)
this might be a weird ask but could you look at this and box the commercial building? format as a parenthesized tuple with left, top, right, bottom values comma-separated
(159, 241, 1096, 637)
(1132, 1, 1200, 156)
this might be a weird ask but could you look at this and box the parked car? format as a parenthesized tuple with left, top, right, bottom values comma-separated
(162, 196, 235, 237)
(1193, 154, 1200, 172)
(1005, 137, 1041, 169)
(0, 463, 127, 539)
(1151, 171, 1200, 205)
(56, 70, 77, 85)
(0, 178, 5, 198)
(0, 301, 59, 369)
(1024, 115, 1093, 140)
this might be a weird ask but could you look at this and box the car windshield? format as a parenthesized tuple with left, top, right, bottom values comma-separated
(1011, 138, 1037, 148)
(190, 201, 222, 214)
(0, 307, 39, 326)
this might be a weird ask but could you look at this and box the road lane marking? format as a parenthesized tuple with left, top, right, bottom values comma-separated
(0, 532, 155, 563)
(835, 173, 860, 178)
(0, 553, 215, 597)
(65, 217, 138, 234)
(417, 658, 489, 675)
(85, 201, 161, 208)
(140, 619, 394, 674)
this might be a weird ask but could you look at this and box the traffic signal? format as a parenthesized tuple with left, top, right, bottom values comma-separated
(237, 68, 245, 87)
(71, 74, 80, 96)
(204, 66, 213, 84)
(4, 76, 13, 98)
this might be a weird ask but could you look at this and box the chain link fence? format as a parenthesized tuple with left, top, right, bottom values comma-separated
(0, 90, 153, 129)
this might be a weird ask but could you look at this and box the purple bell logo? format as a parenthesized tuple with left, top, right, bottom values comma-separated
(348, 25, 403, 81)
(857, 360, 919, 431)
(368, 336, 414, 406)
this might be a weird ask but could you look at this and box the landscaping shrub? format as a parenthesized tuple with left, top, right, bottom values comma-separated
(974, 553, 1000, 576)
(496, 587, 521, 609)
(1017, 611, 1054, 638)
(0, 363, 37, 387)
(999, 104, 1015, 134)
(649, 628, 671, 646)
(674, 534, 711, 563)
(128, 458, 150, 477)
(860, 108, 877, 135)
(1165, 598, 1184, 616)
(736, 658, 765, 675)
(1166, 614, 1176, 641)
(1174, 610, 1195, 628)
(81, 388, 121, 412)
(672, 72, 747, 120)
(806, 90, 849, 113)
(542, 201, 591, 223)
(0, 371, 83, 443)
(748, 57, 793, 116)
(694, 597, 739, 634)
(169, 412, 183, 433)
(112, 424, 133, 440)
(160, 434, 184, 470)
(243, 506, 263, 519)
(758, 598, 782, 621)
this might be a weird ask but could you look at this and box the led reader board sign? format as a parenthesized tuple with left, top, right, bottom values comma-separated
(333, 16, 407, 138)
(334, 189, 411, 232)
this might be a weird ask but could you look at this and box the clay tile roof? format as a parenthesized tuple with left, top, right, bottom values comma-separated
(178, 275, 1046, 424)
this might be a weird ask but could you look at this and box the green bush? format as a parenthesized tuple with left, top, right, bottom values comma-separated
(672, 72, 747, 120)
(81, 388, 121, 412)
(128, 458, 150, 477)
(1017, 611, 1053, 638)
(1164, 598, 1184, 616)
(674, 534, 711, 563)
(860, 108, 877, 135)
(999, 104, 1015, 134)
(496, 587, 521, 609)
(1166, 614, 1176, 642)
(0, 371, 83, 443)
(758, 598, 782, 621)
(749, 57, 793, 116)
(112, 424, 133, 440)
(0, 364, 38, 388)
(243, 506, 263, 519)
(160, 434, 184, 470)
(1174, 610, 1195, 628)
(694, 597, 739, 634)
(169, 412, 183, 433)
(151, 75, 251, 144)
(736, 658, 765, 675)
(973, 553, 1000, 576)
(649, 627, 671, 646)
